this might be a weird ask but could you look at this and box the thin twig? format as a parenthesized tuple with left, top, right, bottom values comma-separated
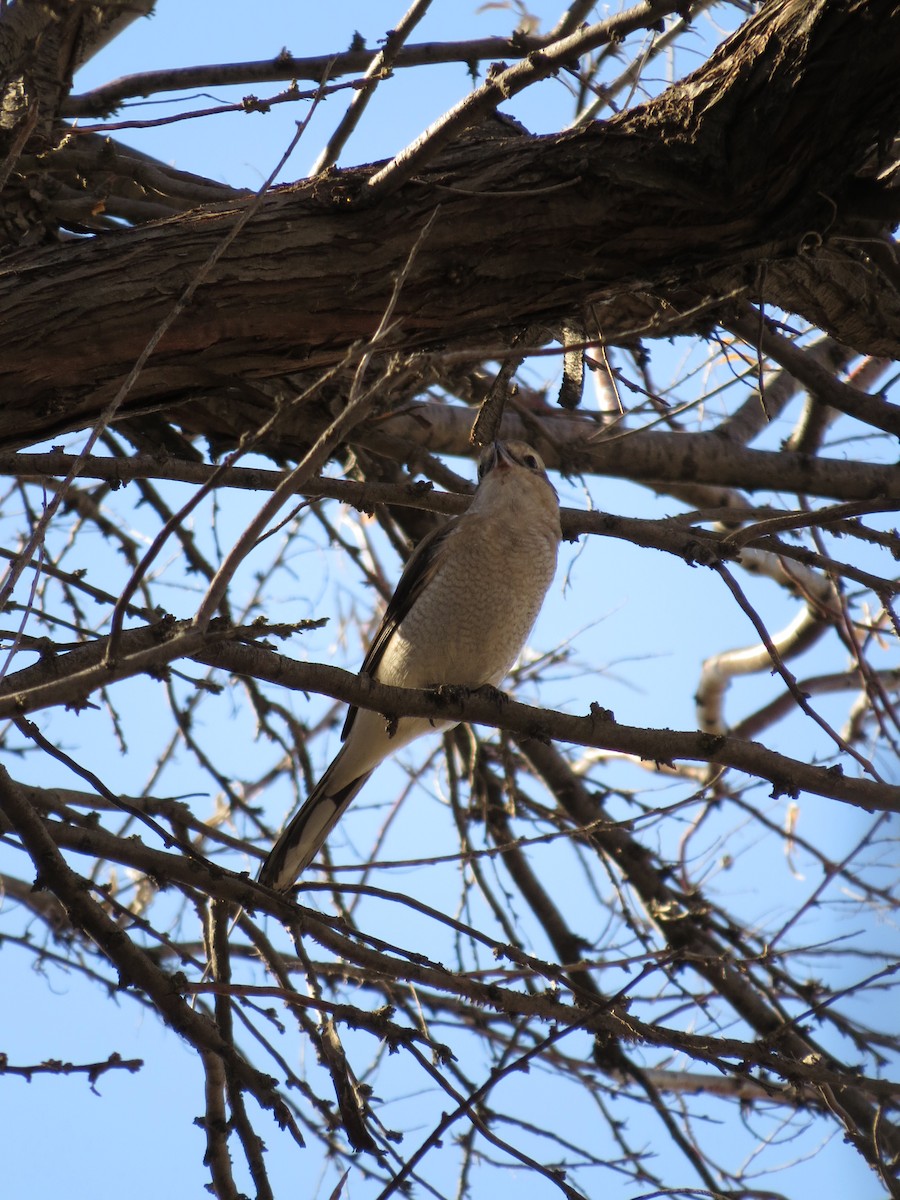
(311, 0, 436, 174)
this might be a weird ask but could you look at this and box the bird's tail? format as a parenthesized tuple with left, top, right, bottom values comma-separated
(258, 756, 373, 891)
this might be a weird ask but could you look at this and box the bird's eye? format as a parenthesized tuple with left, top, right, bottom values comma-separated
(523, 453, 540, 470)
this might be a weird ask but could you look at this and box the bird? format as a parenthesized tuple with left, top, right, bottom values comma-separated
(258, 440, 561, 891)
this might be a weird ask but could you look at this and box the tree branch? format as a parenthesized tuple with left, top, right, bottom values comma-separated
(3, 0, 898, 441)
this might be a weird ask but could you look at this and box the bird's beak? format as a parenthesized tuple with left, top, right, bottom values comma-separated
(493, 441, 513, 471)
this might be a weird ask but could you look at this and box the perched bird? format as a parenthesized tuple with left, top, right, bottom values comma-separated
(259, 440, 561, 891)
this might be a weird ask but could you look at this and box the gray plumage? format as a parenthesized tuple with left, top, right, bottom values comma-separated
(259, 440, 561, 891)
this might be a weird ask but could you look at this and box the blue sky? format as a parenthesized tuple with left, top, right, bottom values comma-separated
(1, 3, 894, 1199)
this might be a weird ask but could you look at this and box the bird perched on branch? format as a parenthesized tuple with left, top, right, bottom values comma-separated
(259, 440, 561, 891)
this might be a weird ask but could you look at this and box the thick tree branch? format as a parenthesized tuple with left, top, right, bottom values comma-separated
(1, 0, 898, 447)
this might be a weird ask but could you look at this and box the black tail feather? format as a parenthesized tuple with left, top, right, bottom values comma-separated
(258, 770, 372, 891)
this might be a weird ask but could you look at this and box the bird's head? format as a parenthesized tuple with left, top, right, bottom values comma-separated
(477, 440, 554, 484)
(473, 440, 560, 525)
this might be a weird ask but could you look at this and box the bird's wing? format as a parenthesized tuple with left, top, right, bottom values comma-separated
(340, 516, 461, 741)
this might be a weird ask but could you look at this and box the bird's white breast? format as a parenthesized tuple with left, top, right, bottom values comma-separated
(377, 470, 560, 690)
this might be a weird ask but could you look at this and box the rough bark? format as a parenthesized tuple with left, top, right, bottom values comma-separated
(0, 3, 156, 237)
(0, 0, 898, 452)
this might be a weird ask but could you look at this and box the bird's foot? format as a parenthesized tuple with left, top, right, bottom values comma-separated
(430, 683, 509, 708)
(383, 714, 399, 739)
(430, 682, 466, 708)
